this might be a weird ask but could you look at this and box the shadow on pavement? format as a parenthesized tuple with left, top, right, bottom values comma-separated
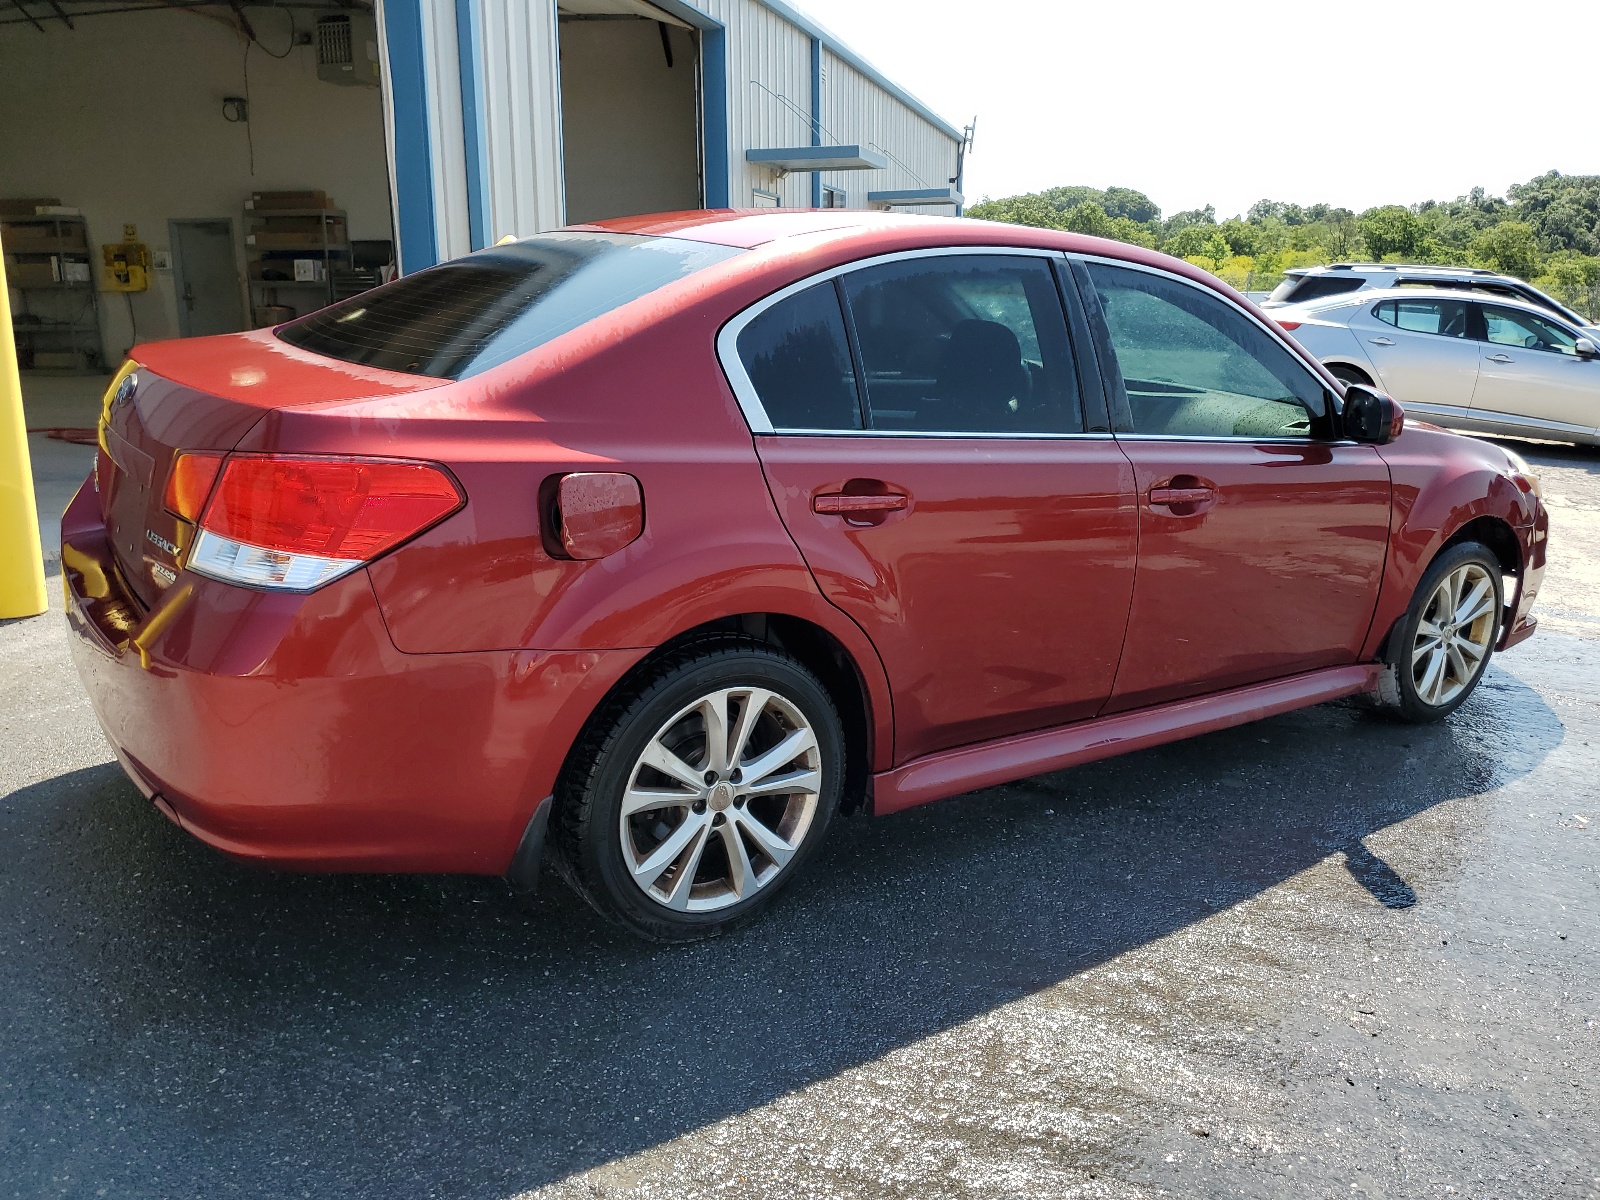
(0, 665, 1562, 1197)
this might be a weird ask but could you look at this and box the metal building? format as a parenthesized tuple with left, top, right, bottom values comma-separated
(384, 0, 967, 271)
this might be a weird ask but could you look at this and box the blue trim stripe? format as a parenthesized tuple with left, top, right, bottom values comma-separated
(809, 35, 822, 208)
(699, 23, 730, 208)
(382, 0, 438, 273)
(455, 0, 491, 251)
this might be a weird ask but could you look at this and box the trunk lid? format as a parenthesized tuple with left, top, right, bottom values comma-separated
(98, 330, 441, 607)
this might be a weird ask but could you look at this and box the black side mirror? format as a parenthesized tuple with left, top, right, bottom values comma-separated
(1342, 384, 1404, 444)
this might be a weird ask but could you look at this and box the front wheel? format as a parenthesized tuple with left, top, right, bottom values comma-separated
(1380, 542, 1503, 723)
(552, 638, 844, 942)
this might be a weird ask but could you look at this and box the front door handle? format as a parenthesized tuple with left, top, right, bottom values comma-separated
(1369, 336, 1396, 346)
(813, 492, 908, 515)
(1148, 477, 1217, 515)
(1488, 352, 1514, 363)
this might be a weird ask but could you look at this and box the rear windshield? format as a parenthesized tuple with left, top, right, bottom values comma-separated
(276, 232, 744, 380)
(1267, 274, 1367, 305)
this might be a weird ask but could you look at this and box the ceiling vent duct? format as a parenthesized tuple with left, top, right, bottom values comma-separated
(317, 14, 381, 88)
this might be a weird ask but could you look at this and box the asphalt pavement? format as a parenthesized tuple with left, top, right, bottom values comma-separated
(2, 406, 1596, 1199)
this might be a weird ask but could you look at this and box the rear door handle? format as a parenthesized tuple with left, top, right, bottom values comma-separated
(1148, 485, 1214, 506)
(1488, 352, 1514, 363)
(813, 492, 908, 515)
(1369, 336, 1396, 346)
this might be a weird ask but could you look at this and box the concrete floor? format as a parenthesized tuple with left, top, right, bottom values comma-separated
(1, 397, 1597, 1198)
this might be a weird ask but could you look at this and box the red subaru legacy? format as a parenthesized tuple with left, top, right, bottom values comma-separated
(63, 210, 1547, 940)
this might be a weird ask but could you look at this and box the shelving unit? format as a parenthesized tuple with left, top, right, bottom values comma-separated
(3, 214, 105, 373)
(244, 204, 349, 327)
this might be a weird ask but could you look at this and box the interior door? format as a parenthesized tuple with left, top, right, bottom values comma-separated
(1078, 258, 1391, 712)
(170, 219, 244, 338)
(1348, 296, 1480, 416)
(726, 253, 1138, 763)
(1469, 303, 1600, 437)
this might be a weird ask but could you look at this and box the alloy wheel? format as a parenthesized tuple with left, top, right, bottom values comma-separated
(1409, 562, 1497, 708)
(618, 687, 822, 912)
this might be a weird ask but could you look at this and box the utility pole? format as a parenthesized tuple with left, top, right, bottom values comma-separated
(0, 230, 49, 619)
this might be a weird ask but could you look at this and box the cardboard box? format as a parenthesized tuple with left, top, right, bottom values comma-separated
(32, 351, 81, 370)
(5, 258, 60, 288)
(247, 190, 333, 211)
(34, 205, 81, 217)
(1, 223, 87, 252)
(0, 197, 60, 219)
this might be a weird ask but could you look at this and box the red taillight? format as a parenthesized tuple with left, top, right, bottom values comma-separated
(197, 455, 462, 560)
(164, 451, 226, 521)
(1275, 320, 1302, 331)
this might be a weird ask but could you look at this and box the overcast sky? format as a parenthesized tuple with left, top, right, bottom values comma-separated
(795, 0, 1600, 219)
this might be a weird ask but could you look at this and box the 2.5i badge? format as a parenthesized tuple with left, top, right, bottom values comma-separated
(150, 562, 177, 588)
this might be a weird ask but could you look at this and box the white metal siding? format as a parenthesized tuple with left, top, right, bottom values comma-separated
(817, 49, 959, 214)
(479, 0, 565, 239)
(398, 0, 961, 256)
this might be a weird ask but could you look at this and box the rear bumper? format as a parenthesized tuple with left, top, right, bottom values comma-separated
(61, 478, 645, 874)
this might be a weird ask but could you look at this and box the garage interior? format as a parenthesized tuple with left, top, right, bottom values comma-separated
(0, 0, 396, 380)
(557, 0, 703, 224)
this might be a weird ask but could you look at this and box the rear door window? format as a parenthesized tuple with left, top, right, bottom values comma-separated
(276, 232, 743, 380)
(1373, 298, 1471, 337)
(838, 255, 1083, 434)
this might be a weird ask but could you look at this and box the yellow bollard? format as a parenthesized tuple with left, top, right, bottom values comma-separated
(0, 230, 49, 619)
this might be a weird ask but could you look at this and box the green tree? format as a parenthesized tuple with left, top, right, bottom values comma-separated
(1162, 224, 1214, 260)
(965, 193, 1063, 230)
(1470, 221, 1542, 278)
(1062, 200, 1113, 238)
(1358, 206, 1424, 260)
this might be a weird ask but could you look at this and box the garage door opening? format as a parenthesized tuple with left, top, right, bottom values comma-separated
(0, 1, 395, 379)
(558, 2, 703, 225)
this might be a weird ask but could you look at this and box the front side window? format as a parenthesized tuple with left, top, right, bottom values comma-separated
(735, 281, 862, 430)
(1481, 305, 1580, 356)
(1087, 262, 1325, 439)
(277, 232, 743, 380)
(839, 255, 1082, 434)
(1373, 298, 1471, 338)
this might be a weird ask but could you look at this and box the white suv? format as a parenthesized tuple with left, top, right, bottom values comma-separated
(1263, 263, 1595, 336)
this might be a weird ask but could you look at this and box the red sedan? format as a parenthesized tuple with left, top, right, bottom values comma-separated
(63, 210, 1547, 941)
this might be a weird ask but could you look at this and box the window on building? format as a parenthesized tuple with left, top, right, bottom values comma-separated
(752, 189, 781, 209)
(1087, 262, 1324, 439)
(821, 186, 847, 209)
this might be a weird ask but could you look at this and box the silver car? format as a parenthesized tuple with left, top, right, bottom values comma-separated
(1263, 262, 1599, 339)
(1276, 288, 1600, 446)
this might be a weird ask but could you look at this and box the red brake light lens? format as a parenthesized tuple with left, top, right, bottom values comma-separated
(164, 451, 226, 521)
(197, 455, 462, 560)
(1275, 319, 1302, 331)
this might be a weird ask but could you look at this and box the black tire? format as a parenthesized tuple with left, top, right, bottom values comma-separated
(1378, 542, 1503, 724)
(551, 637, 844, 942)
(1328, 364, 1373, 387)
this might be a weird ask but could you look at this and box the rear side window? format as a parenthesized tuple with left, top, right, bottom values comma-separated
(839, 255, 1082, 434)
(1373, 298, 1471, 337)
(735, 282, 863, 430)
(1267, 274, 1367, 305)
(277, 232, 743, 380)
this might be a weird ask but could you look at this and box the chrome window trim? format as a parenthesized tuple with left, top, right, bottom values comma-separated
(1071, 251, 1336, 445)
(716, 245, 1069, 437)
(753, 428, 1114, 441)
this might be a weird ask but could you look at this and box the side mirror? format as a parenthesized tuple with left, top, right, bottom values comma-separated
(1342, 383, 1404, 444)
(1575, 337, 1599, 359)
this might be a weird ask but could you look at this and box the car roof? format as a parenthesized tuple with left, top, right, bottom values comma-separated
(1288, 285, 1569, 319)
(1288, 262, 1506, 280)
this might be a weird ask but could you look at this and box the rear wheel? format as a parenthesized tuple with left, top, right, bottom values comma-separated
(1379, 542, 1502, 723)
(553, 638, 843, 942)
